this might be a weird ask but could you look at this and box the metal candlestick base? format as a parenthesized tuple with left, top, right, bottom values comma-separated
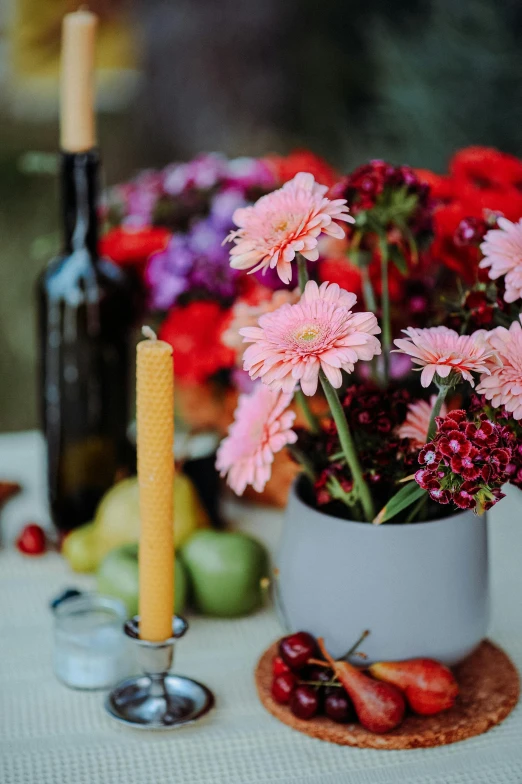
(104, 616, 214, 730)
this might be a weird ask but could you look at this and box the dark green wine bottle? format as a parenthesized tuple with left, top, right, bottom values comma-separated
(37, 150, 135, 531)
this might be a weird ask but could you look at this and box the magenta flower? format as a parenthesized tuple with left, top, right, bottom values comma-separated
(226, 172, 353, 284)
(414, 410, 514, 513)
(393, 326, 497, 388)
(240, 281, 381, 396)
(479, 217, 522, 303)
(215, 384, 297, 495)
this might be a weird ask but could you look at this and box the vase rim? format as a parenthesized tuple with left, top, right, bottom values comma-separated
(291, 475, 477, 529)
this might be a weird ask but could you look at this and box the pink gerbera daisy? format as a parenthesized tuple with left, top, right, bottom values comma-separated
(222, 288, 300, 360)
(479, 217, 522, 303)
(240, 280, 381, 396)
(397, 396, 448, 447)
(476, 317, 522, 419)
(226, 172, 354, 284)
(393, 326, 497, 388)
(215, 384, 297, 495)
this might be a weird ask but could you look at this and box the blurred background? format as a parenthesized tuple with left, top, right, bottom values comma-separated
(2, 0, 522, 432)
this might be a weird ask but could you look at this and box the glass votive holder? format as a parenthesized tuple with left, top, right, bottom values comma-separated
(53, 593, 130, 690)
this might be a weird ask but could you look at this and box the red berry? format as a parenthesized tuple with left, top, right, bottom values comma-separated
(279, 632, 318, 671)
(272, 655, 290, 677)
(16, 524, 46, 556)
(290, 685, 320, 720)
(271, 672, 296, 704)
(324, 688, 355, 723)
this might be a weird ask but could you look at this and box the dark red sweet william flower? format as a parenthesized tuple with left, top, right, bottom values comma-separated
(414, 410, 515, 514)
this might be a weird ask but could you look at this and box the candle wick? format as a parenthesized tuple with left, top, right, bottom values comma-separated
(142, 326, 157, 341)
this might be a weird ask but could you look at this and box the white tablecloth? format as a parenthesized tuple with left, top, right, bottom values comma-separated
(1, 431, 521, 784)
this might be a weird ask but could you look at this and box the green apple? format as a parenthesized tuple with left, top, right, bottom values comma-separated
(180, 530, 269, 617)
(96, 543, 187, 617)
(63, 473, 209, 573)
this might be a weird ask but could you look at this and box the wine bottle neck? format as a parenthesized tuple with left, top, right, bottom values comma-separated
(61, 150, 99, 256)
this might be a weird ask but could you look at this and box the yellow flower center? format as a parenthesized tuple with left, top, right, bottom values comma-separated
(275, 220, 288, 232)
(295, 324, 321, 342)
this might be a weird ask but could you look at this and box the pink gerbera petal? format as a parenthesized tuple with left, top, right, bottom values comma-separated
(225, 172, 354, 283)
(479, 217, 522, 303)
(393, 326, 497, 388)
(240, 280, 381, 396)
(476, 316, 522, 419)
(215, 384, 297, 495)
(397, 396, 448, 447)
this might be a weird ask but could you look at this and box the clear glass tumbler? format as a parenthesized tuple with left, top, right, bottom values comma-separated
(53, 593, 130, 690)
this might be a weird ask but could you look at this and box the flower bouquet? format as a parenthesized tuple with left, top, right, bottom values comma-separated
(213, 153, 522, 662)
(101, 150, 339, 505)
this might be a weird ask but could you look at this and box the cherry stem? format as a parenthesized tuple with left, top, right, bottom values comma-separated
(300, 680, 342, 688)
(342, 629, 370, 660)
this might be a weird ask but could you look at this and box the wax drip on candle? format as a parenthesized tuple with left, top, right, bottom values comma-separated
(141, 326, 157, 341)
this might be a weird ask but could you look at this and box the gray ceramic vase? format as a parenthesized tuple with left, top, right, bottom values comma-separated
(276, 478, 489, 665)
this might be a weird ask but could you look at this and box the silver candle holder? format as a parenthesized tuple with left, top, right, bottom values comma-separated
(105, 616, 214, 730)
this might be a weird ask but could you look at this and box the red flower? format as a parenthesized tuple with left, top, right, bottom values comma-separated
(419, 445, 439, 466)
(450, 146, 522, 192)
(415, 169, 455, 202)
(450, 449, 481, 480)
(427, 147, 522, 280)
(159, 301, 235, 384)
(431, 203, 481, 281)
(101, 226, 171, 265)
(264, 149, 339, 189)
(428, 486, 451, 504)
(438, 430, 471, 458)
(317, 258, 362, 299)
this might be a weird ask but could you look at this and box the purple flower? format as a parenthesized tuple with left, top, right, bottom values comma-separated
(210, 189, 247, 227)
(224, 157, 275, 190)
(163, 153, 227, 196)
(145, 216, 240, 308)
(189, 217, 240, 299)
(120, 170, 164, 226)
(146, 235, 192, 310)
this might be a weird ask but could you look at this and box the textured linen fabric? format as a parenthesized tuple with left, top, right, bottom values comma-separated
(0, 431, 521, 784)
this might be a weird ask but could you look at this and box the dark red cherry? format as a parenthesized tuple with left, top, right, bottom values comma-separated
(301, 664, 333, 684)
(272, 655, 290, 677)
(271, 672, 296, 704)
(324, 688, 355, 723)
(290, 685, 320, 720)
(279, 632, 318, 671)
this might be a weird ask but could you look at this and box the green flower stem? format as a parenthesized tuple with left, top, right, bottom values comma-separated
(295, 388, 319, 433)
(427, 383, 450, 441)
(297, 253, 309, 292)
(378, 234, 391, 384)
(360, 263, 378, 313)
(319, 369, 375, 521)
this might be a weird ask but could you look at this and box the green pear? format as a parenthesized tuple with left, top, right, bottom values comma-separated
(96, 543, 187, 617)
(61, 521, 99, 573)
(63, 473, 209, 573)
(180, 530, 269, 617)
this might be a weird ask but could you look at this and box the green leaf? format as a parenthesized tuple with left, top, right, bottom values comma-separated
(373, 482, 426, 525)
(389, 246, 408, 275)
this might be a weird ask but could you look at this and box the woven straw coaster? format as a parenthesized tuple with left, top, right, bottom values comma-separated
(255, 639, 519, 749)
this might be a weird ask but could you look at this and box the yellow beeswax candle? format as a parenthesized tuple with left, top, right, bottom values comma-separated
(60, 9, 98, 152)
(137, 327, 175, 642)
